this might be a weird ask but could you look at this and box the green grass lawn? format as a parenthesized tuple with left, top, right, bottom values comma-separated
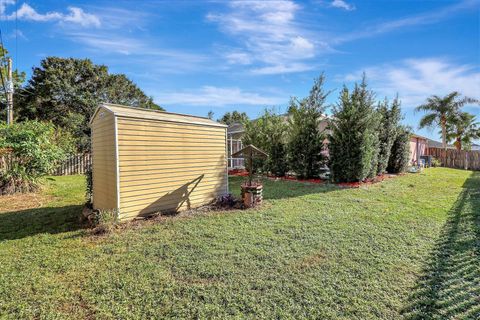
(0, 168, 478, 319)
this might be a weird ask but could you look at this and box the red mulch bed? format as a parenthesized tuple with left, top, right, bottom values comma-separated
(228, 169, 249, 177)
(336, 174, 398, 188)
(268, 175, 325, 184)
(229, 170, 325, 184)
(229, 169, 399, 187)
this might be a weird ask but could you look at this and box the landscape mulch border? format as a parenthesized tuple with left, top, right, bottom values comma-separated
(228, 169, 400, 188)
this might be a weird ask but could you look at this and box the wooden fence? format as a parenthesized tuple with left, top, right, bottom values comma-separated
(52, 153, 91, 175)
(427, 147, 480, 171)
(0, 153, 92, 176)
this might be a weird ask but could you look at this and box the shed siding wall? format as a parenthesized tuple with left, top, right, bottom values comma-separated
(91, 109, 118, 211)
(117, 117, 227, 220)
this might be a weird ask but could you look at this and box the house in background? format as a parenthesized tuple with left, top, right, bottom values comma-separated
(228, 116, 440, 169)
(227, 122, 246, 169)
(410, 134, 429, 166)
(426, 138, 455, 149)
(227, 114, 330, 169)
(471, 144, 480, 151)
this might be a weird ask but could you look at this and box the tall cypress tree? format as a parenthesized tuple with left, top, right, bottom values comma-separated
(329, 76, 380, 182)
(387, 126, 411, 173)
(287, 75, 329, 179)
(376, 97, 402, 175)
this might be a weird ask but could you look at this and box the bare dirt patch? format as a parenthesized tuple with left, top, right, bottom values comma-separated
(295, 252, 327, 270)
(0, 192, 49, 213)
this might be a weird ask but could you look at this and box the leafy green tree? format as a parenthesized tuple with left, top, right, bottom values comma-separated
(329, 76, 380, 182)
(287, 75, 329, 179)
(218, 110, 249, 126)
(416, 92, 478, 150)
(16, 57, 162, 150)
(445, 112, 480, 150)
(246, 109, 288, 177)
(376, 97, 402, 175)
(242, 116, 267, 174)
(387, 126, 411, 174)
(243, 109, 288, 177)
(0, 120, 74, 194)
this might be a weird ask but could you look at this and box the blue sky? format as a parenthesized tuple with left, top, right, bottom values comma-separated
(0, 0, 479, 141)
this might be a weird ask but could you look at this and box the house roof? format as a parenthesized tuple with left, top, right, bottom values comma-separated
(91, 103, 227, 128)
(426, 138, 456, 149)
(227, 122, 245, 134)
(411, 133, 429, 141)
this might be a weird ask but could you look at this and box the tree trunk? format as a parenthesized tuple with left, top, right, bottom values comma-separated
(455, 137, 462, 151)
(441, 116, 447, 150)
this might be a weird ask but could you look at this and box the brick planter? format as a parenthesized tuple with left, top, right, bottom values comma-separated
(241, 182, 263, 208)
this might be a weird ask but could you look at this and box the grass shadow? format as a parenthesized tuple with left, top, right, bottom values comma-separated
(0, 205, 84, 242)
(401, 171, 480, 319)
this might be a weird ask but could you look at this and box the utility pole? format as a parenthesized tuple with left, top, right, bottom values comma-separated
(6, 57, 13, 125)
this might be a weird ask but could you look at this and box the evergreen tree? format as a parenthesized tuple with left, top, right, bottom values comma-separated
(287, 75, 328, 179)
(329, 76, 380, 182)
(264, 110, 288, 176)
(376, 97, 402, 175)
(387, 126, 411, 173)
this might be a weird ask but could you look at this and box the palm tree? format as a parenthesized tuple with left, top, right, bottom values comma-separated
(445, 112, 480, 150)
(416, 92, 478, 149)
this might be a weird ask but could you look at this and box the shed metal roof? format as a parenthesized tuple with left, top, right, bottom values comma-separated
(91, 103, 227, 128)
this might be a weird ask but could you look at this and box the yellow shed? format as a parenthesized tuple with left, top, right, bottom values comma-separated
(90, 103, 228, 221)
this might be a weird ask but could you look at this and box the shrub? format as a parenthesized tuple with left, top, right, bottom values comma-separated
(431, 157, 441, 167)
(242, 109, 288, 176)
(0, 121, 74, 194)
(376, 97, 402, 175)
(269, 138, 288, 176)
(329, 77, 381, 182)
(387, 126, 411, 173)
(287, 75, 329, 179)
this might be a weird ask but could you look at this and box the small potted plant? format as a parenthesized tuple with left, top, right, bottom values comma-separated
(231, 144, 268, 208)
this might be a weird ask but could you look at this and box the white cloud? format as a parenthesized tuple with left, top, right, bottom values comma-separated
(342, 58, 480, 107)
(207, 0, 320, 74)
(0, 0, 15, 15)
(8, 29, 27, 40)
(68, 33, 142, 55)
(2, 3, 100, 27)
(330, 0, 355, 11)
(155, 86, 284, 106)
(224, 51, 253, 65)
(335, 0, 477, 43)
(62, 7, 101, 28)
(251, 63, 313, 75)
